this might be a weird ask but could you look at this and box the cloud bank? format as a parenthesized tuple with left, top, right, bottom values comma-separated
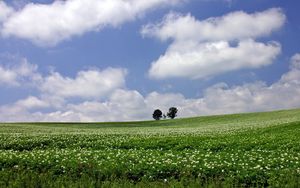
(0, 53, 300, 122)
(142, 8, 285, 79)
(0, 0, 183, 46)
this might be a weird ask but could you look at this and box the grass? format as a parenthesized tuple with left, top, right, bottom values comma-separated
(1, 108, 300, 187)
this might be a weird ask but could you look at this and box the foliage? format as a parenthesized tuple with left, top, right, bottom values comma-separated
(167, 107, 178, 119)
(152, 109, 163, 120)
(0, 109, 300, 187)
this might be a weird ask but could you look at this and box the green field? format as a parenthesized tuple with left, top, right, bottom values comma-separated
(1, 109, 300, 187)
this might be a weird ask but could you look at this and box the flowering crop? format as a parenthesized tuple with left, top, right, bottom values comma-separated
(0, 109, 300, 187)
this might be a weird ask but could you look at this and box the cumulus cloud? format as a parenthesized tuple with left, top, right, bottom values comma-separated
(0, 1, 13, 23)
(181, 53, 300, 116)
(149, 39, 281, 79)
(0, 58, 41, 86)
(279, 54, 300, 84)
(142, 9, 285, 79)
(145, 91, 185, 111)
(15, 96, 49, 110)
(1, 53, 300, 122)
(0, 0, 183, 46)
(65, 89, 149, 122)
(161, 53, 300, 117)
(141, 9, 285, 42)
(0, 57, 129, 121)
(41, 68, 127, 99)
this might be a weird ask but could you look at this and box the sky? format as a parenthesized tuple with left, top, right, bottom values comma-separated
(0, 0, 300, 122)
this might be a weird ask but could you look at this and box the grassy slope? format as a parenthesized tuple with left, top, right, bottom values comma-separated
(3, 108, 300, 131)
(1, 108, 300, 187)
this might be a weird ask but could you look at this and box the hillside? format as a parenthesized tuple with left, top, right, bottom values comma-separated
(1, 109, 300, 187)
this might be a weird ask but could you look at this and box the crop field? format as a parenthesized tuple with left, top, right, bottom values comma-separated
(1, 109, 300, 187)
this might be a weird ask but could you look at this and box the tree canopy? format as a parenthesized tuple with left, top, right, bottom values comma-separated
(152, 109, 163, 120)
(167, 107, 178, 119)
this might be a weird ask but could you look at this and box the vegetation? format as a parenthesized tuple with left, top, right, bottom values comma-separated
(1, 109, 300, 187)
(152, 109, 163, 120)
(167, 107, 178, 119)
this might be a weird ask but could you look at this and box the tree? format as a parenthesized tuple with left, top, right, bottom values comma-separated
(153, 109, 163, 120)
(167, 107, 178, 119)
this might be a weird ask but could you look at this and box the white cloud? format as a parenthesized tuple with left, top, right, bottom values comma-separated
(15, 96, 49, 109)
(0, 57, 129, 121)
(145, 54, 300, 117)
(142, 9, 285, 79)
(149, 39, 281, 79)
(0, 1, 13, 23)
(0, 0, 183, 46)
(182, 54, 300, 115)
(0, 58, 41, 86)
(41, 68, 127, 99)
(141, 8, 285, 42)
(1, 53, 300, 122)
(66, 89, 149, 122)
(279, 53, 300, 84)
(145, 91, 185, 112)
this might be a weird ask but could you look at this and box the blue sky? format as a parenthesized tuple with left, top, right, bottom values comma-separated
(0, 0, 300, 122)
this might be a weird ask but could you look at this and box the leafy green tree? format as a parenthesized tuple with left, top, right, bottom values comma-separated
(167, 107, 178, 119)
(153, 109, 163, 120)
